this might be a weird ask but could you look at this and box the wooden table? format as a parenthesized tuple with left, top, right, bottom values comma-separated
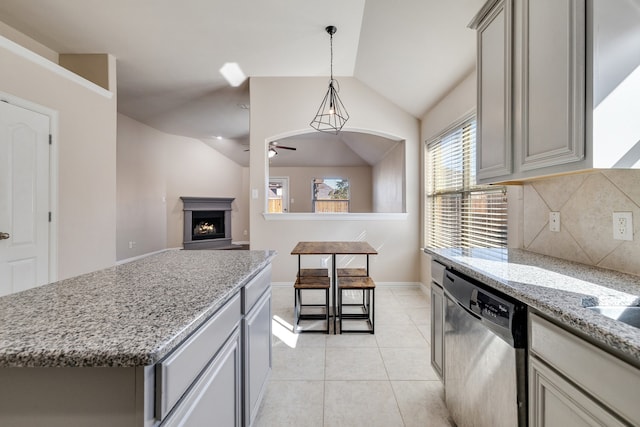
(291, 241, 378, 333)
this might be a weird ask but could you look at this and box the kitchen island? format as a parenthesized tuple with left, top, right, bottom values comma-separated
(0, 249, 276, 426)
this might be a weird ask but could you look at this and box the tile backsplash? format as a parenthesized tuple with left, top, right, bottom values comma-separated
(523, 170, 640, 276)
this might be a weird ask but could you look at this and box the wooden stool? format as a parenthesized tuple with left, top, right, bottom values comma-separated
(294, 276, 330, 334)
(337, 268, 368, 319)
(338, 276, 375, 334)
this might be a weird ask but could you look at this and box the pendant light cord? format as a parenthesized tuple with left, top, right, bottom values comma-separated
(330, 31, 334, 83)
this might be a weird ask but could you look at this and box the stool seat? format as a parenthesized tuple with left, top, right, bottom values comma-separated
(294, 276, 330, 289)
(297, 268, 329, 278)
(337, 268, 368, 277)
(338, 276, 375, 289)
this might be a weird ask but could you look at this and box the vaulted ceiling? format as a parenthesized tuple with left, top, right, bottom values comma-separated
(0, 0, 484, 166)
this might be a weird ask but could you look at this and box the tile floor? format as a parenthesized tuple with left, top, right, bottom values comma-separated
(254, 285, 455, 427)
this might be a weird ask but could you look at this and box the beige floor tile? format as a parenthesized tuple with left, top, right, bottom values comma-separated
(375, 306, 414, 325)
(325, 347, 388, 380)
(405, 307, 430, 325)
(391, 381, 454, 427)
(255, 284, 456, 426)
(324, 381, 404, 427)
(326, 333, 378, 348)
(375, 324, 429, 348)
(394, 294, 430, 308)
(271, 346, 325, 380)
(391, 287, 429, 297)
(380, 347, 440, 381)
(416, 323, 431, 344)
(254, 380, 324, 427)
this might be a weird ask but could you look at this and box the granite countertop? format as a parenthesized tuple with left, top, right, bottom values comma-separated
(425, 247, 640, 364)
(0, 249, 276, 368)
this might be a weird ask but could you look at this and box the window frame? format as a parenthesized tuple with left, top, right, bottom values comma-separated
(311, 177, 351, 213)
(425, 114, 508, 249)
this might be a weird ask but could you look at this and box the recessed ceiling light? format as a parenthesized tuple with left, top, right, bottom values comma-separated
(216, 136, 223, 140)
(219, 62, 247, 87)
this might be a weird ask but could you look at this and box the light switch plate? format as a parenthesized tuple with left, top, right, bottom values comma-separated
(549, 212, 561, 232)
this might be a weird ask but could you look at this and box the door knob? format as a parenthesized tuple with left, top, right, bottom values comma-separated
(0, 232, 10, 240)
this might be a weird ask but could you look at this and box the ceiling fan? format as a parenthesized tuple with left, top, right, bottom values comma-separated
(244, 141, 297, 158)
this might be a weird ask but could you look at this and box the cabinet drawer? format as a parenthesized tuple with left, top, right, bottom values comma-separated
(243, 265, 271, 314)
(530, 313, 640, 425)
(161, 328, 241, 427)
(157, 293, 242, 420)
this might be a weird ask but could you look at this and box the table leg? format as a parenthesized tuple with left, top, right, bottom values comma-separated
(332, 253, 337, 334)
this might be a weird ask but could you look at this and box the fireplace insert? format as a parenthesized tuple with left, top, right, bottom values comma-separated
(191, 211, 225, 240)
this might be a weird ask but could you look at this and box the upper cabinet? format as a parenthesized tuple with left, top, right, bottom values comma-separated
(471, 0, 513, 181)
(472, 0, 640, 184)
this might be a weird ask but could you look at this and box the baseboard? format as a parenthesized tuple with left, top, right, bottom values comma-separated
(116, 247, 180, 265)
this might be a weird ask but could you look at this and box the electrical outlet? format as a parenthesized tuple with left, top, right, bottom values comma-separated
(613, 212, 633, 241)
(128, 241, 136, 249)
(549, 212, 561, 232)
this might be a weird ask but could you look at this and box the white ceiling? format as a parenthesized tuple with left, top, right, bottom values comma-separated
(0, 0, 484, 167)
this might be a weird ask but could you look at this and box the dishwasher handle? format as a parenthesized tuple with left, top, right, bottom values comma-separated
(445, 288, 481, 321)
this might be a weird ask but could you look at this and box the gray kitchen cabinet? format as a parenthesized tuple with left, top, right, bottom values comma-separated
(430, 260, 446, 380)
(162, 328, 242, 427)
(470, 0, 513, 181)
(517, 0, 585, 172)
(242, 265, 272, 427)
(472, 0, 640, 184)
(529, 313, 640, 426)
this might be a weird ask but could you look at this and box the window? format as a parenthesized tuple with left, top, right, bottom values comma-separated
(426, 117, 508, 248)
(312, 178, 350, 213)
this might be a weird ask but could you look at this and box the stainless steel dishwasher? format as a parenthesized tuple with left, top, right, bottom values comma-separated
(443, 269, 527, 427)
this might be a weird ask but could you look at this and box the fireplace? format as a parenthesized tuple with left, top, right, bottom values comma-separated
(181, 197, 234, 249)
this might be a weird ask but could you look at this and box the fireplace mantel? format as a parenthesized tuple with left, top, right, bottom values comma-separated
(181, 197, 235, 249)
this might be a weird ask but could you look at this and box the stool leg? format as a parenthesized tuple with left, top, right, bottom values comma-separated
(325, 288, 330, 334)
(371, 288, 375, 334)
(338, 287, 342, 334)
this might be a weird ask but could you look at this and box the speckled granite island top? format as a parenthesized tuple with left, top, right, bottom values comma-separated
(0, 249, 276, 368)
(425, 247, 640, 364)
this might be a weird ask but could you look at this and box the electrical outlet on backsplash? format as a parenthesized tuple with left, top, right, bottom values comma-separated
(521, 169, 640, 277)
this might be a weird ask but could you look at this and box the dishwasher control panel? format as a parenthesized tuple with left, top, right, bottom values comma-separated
(470, 288, 513, 329)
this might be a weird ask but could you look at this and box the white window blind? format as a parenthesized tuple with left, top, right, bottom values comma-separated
(426, 117, 508, 248)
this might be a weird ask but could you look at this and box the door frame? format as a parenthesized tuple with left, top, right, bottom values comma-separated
(1, 91, 59, 282)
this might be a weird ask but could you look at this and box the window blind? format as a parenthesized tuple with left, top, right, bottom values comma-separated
(426, 117, 508, 248)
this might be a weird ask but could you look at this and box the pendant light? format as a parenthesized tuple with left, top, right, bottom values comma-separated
(310, 26, 349, 134)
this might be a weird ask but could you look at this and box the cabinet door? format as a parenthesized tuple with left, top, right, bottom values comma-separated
(244, 290, 272, 427)
(520, 0, 585, 171)
(430, 283, 444, 380)
(477, 0, 513, 181)
(162, 329, 242, 427)
(529, 357, 625, 427)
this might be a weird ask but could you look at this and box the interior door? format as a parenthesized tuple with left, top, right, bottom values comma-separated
(0, 101, 50, 296)
(268, 177, 289, 213)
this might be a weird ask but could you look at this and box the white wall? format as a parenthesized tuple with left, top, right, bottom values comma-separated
(372, 142, 405, 213)
(250, 77, 420, 283)
(117, 114, 250, 260)
(0, 30, 117, 280)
